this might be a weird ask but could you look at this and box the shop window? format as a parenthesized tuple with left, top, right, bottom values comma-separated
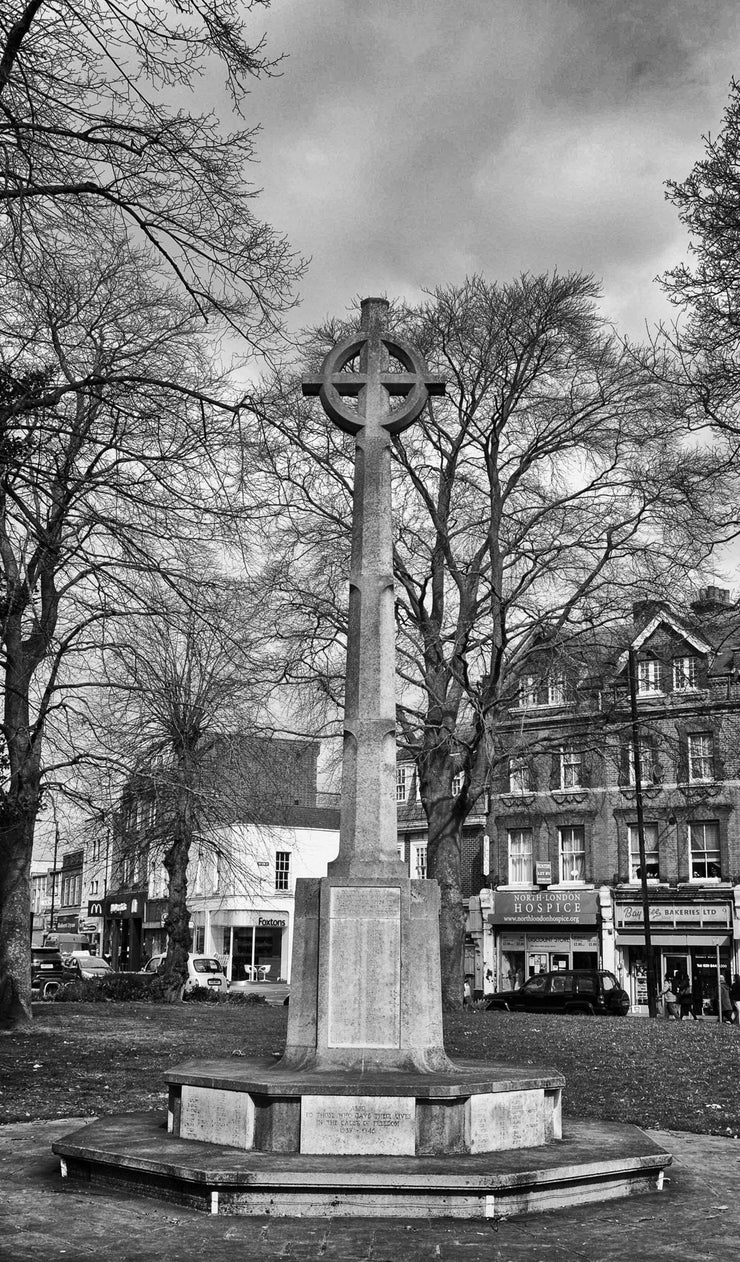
(628, 823, 660, 881)
(507, 828, 533, 885)
(396, 766, 411, 803)
(673, 655, 698, 691)
(688, 820, 721, 880)
(411, 843, 427, 880)
(637, 657, 662, 694)
(559, 747, 582, 790)
(508, 757, 530, 794)
(558, 825, 586, 883)
(275, 850, 291, 891)
(688, 732, 714, 783)
(193, 925, 205, 953)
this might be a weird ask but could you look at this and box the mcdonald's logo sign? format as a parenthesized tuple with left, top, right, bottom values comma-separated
(87, 900, 104, 917)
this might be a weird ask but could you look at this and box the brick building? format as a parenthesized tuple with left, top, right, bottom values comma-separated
(398, 586, 740, 1013)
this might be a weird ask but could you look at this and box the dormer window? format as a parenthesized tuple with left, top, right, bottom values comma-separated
(673, 655, 698, 691)
(396, 766, 411, 803)
(637, 657, 662, 694)
(517, 673, 566, 708)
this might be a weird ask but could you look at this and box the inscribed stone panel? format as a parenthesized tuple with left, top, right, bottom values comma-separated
(301, 1094, 415, 1155)
(327, 886, 401, 1048)
(468, 1088, 546, 1153)
(179, 1085, 254, 1149)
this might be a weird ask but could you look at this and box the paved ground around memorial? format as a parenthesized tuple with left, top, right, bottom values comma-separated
(0, 1117, 737, 1261)
(2, 1003, 740, 1258)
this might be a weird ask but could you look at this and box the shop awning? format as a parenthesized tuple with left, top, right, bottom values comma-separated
(617, 932, 730, 947)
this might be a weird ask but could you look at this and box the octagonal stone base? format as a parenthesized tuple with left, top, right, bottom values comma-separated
(164, 1057, 564, 1157)
(53, 1113, 671, 1220)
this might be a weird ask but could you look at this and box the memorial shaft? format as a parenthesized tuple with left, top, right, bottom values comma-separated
(340, 298, 401, 873)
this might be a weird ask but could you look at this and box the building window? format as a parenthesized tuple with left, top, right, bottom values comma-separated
(518, 675, 539, 708)
(508, 757, 530, 794)
(558, 825, 586, 883)
(627, 740, 657, 786)
(688, 820, 721, 880)
(396, 841, 405, 862)
(194, 925, 205, 953)
(559, 747, 582, 790)
(688, 732, 714, 782)
(547, 674, 566, 705)
(637, 657, 662, 694)
(396, 766, 410, 803)
(628, 824, 660, 881)
(411, 843, 427, 880)
(673, 656, 698, 691)
(507, 828, 533, 885)
(275, 851, 291, 892)
(451, 771, 464, 796)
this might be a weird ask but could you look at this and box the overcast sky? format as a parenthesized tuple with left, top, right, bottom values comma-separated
(237, 0, 740, 341)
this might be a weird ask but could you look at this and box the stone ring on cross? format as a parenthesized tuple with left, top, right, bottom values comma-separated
(302, 328, 445, 437)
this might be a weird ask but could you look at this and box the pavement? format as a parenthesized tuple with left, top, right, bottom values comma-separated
(1, 1118, 738, 1261)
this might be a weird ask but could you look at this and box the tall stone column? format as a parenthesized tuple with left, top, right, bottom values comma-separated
(282, 299, 450, 1071)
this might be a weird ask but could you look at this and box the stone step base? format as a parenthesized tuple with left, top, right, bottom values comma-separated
(53, 1113, 670, 1220)
(165, 1057, 564, 1156)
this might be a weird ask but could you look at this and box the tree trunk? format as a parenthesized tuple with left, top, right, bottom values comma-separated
(161, 831, 192, 1003)
(0, 812, 35, 1029)
(426, 793, 466, 1011)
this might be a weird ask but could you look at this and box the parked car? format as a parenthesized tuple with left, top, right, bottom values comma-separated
(141, 953, 230, 994)
(30, 947, 69, 999)
(66, 953, 114, 981)
(485, 969, 630, 1016)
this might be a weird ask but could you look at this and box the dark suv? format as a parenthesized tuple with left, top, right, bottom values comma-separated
(485, 969, 630, 1017)
(30, 947, 68, 999)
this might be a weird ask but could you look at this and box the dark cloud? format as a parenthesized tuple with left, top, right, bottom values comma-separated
(242, 0, 740, 338)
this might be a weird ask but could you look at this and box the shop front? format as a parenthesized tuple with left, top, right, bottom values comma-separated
(191, 908, 291, 983)
(615, 895, 735, 1016)
(103, 889, 146, 971)
(489, 889, 601, 989)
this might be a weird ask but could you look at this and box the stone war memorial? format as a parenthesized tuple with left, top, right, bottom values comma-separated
(53, 299, 670, 1217)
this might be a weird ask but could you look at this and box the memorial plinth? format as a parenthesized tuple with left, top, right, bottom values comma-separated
(53, 299, 670, 1216)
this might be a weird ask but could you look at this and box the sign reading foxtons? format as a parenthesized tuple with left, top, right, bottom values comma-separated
(616, 903, 731, 929)
(490, 889, 599, 926)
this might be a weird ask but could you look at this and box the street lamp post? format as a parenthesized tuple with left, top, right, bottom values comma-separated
(628, 648, 659, 1018)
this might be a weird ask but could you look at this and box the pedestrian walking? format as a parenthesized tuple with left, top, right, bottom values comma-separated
(720, 977, 733, 1023)
(677, 973, 692, 1020)
(691, 972, 704, 1020)
(660, 979, 679, 1020)
(730, 974, 740, 1025)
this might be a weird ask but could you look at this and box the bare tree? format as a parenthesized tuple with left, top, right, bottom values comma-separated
(0, 231, 257, 1028)
(86, 563, 275, 1000)
(253, 274, 726, 1007)
(0, 0, 302, 337)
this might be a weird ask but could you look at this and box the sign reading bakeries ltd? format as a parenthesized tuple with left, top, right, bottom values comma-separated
(489, 889, 599, 926)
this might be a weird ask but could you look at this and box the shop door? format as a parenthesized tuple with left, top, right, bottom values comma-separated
(663, 952, 690, 986)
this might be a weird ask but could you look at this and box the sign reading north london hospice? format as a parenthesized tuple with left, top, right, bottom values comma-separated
(490, 889, 599, 926)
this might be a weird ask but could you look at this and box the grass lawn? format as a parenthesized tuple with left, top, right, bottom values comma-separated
(1, 1001, 739, 1137)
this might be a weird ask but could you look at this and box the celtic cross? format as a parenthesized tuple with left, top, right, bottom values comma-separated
(302, 298, 445, 875)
